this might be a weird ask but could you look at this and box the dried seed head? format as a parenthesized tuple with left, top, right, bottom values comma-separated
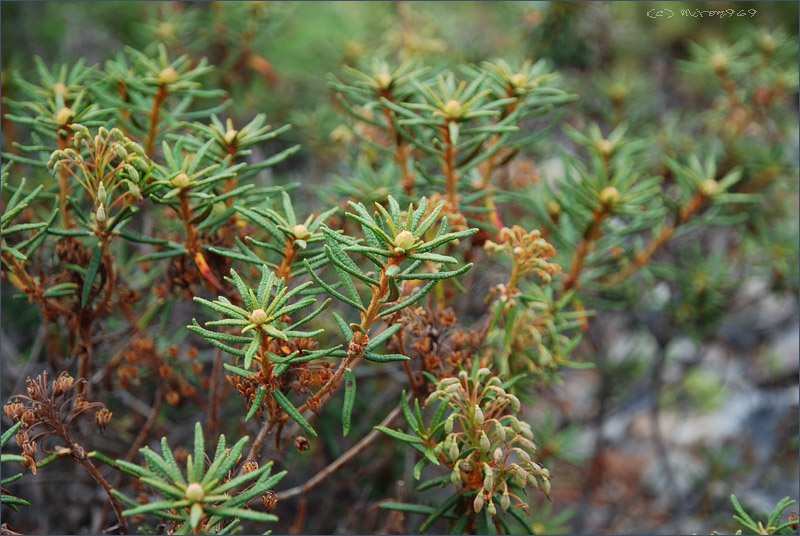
(185, 482, 205, 503)
(158, 67, 179, 85)
(242, 459, 259, 474)
(52, 373, 75, 397)
(95, 408, 112, 430)
(4, 403, 24, 421)
(26, 382, 40, 401)
(262, 490, 278, 512)
(55, 107, 74, 125)
(294, 436, 310, 453)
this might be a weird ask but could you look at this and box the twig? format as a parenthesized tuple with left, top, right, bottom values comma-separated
(276, 400, 404, 500)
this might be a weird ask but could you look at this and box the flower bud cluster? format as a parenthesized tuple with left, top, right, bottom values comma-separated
(484, 225, 561, 284)
(424, 366, 552, 518)
(48, 125, 152, 227)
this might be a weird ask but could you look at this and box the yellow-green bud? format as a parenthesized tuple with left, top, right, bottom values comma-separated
(394, 230, 416, 251)
(55, 107, 74, 125)
(171, 172, 191, 189)
(487, 500, 497, 516)
(473, 493, 485, 513)
(500, 491, 511, 511)
(250, 309, 268, 325)
(547, 200, 561, 217)
(128, 183, 141, 200)
(709, 52, 728, 72)
(480, 431, 490, 452)
(185, 482, 204, 503)
(448, 442, 459, 460)
(445, 414, 455, 434)
(96, 183, 108, 204)
(759, 33, 777, 54)
(599, 186, 620, 207)
(474, 405, 484, 425)
(52, 82, 68, 96)
(158, 67, 179, 85)
(451, 466, 461, 484)
(115, 145, 128, 161)
(595, 138, 613, 156)
(156, 22, 175, 40)
(493, 447, 503, 462)
(95, 204, 107, 224)
(509, 73, 527, 88)
(496, 423, 506, 441)
(292, 224, 310, 239)
(443, 99, 463, 120)
(223, 129, 238, 145)
(375, 72, 392, 90)
(700, 178, 719, 197)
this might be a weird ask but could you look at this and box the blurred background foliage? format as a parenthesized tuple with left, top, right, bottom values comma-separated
(1, 1, 798, 534)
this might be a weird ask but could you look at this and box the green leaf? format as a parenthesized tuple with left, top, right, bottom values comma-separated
(304, 259, 366, 312)
(413, 457, 430, 480)
(191, 423, 204, 483)
(379, 502, 454, 516)
(227, 269, 254, 310)
(244, 331, 261, 369)
(374, 426, 421, 444)
(246, 387, 267, 422)
(365, 323, 403, 351)
(190, 503, 203, 530)
(419, 492, 462, 533)
(123, 500, 190, 517)
(342, 368, 356, 436)
(205, 507, 278, 523)
(363, 352, 410, 363)
(396, 263, 473, 281)
(506, 501, 538, 534)
(271, 390, 317, 437)
(378, 280, 438, 317)
(81, 245, 103, 308)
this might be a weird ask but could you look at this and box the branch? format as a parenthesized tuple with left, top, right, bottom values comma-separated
(277, 399, 404, 501)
